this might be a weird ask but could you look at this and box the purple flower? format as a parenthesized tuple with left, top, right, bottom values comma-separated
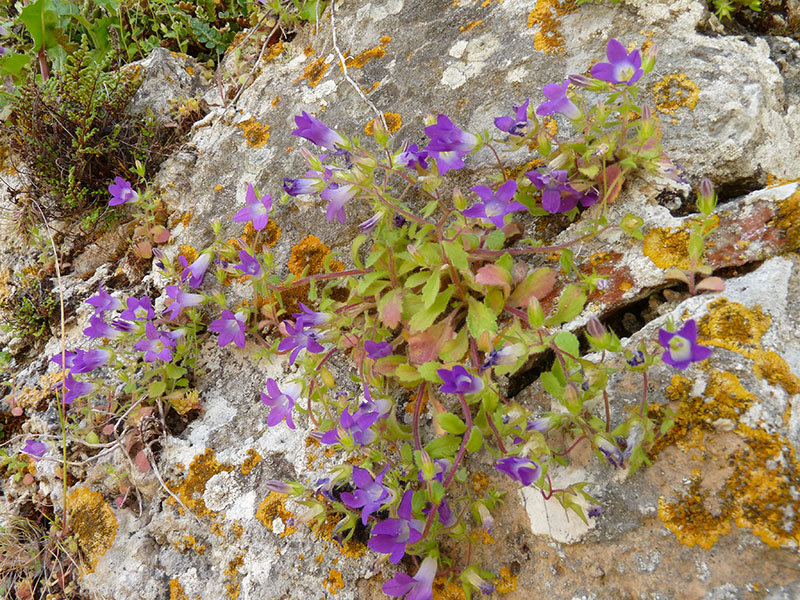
(526, 414, 560, 433)
(368, 490, 425, 564)
(595, 436, 623, 467)
(233, 250, 264, 279)
(526, 169, 597, 214)
(51, 350, 77, 369)
(108, 177, 139, 206)
(321, 182, 356, 224)
(495, 456, 541, 486)
(417, 458, 450, 484)
(283, 176, 317, 196)
(209, 309, 247, 349)
(365, 340, 393, 360)
(536, 81, 581, 119)
(261, 378, 301, 429)
(383, 555, 437, 600)
(590, 39, 643, 86)
(627, 350, 645, 367)
(59, 373, 97, 404)
(293, 303, 331, 328)
(436, 498, 457, 527)
(84, 315, 122, 340)
(277, 320, 325, 364)
(134, 323, 176, 362)
(22, 440, 47, 461)
(658, 319, 712, 369)
(462, 566, 496, 596)
(340, 466, 392, 525)
(70, 349, 111, 373)
(395, 143, 428, 170)
(180, 253, 212, 289)
(359, 213, 382, 233)
(320, 398, 391, 446)
(85, 283, 123, 315)
(233, 183, 273, 231)
(111, 318, 135, 333)
(119, 296, 155, 321)
(437, 365, 483, 395)
(425, 114, 479, 175)
(163, 285, 203, 320)
(480, 344, 524, 371)
(495, 99, 531, 135)
(462, 180, 526, 228)
(292, 111, 346, 149)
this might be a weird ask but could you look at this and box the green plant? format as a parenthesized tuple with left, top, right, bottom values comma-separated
(0, 269, 56, 344)
(710, 0, 761, 20)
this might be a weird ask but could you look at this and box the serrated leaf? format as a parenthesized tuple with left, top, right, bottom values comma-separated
(475, 264, 511, 295)
(442, 240, 469, 271)
(418, 361, 444, 382)
(0, 53, 31, 76)
(485, 229, 505, 251)
(540, 371, 563, 399)
(148, 380, 166, 398)
(440, 327, 468, 362)
(465, 427, 483, 452)
(408, 286, 453, 333)
(466, 296, 497, 339)
(421, 270, 441, 309)
(404, 271, 430, 289)
(395, 364, 422, 385)
(408, 318, 454, 364)
(19, 0, 58, 51)
(166, 364, 187, 379)
(378, 288, 403, 329)
(425, 434, 461, 458)
(554, 331, 580, 357)
(545, 284, 587, 327)
(508, 268, 556, 308)
(437, 412, 467, 435)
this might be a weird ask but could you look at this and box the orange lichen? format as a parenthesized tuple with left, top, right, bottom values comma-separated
(288, 234, 332, 276)
(432, 576, 466, 599)
(266, 40, 284, 61)
(178, 244, 199, 266)
(528, 0, 577, 55)
(295, 55, 329, 88)
(460, 19, 483, 31)
(364, 112, 402, 135)
(16, 371, 63, 410)
(225, 553, 245, 599)
(340, 36, 391, 71)
(697, 299, 770, 355)
(272, 96, 281, 106)
(493, 567, 518, 594)
(256, 493, 298, 537)
(168, 449, 233, 519)
(658, 476, 732, 550)
(653, 73, 700, 116)
(643, 226, 691, 270)
(241, 449, 262, 475)
(173, 534, 206, 555)
(314, 515, 367, 558)
(170, 579, 189, 600)
(770, 187, 800, 251)
(471, 472, 489, 494)
(68, 488, 118, 573)
(323, 569, 345, 594)
(231, 521, 245, 539)
(304, 45, 315, 57)
(237, 118, 271, 148)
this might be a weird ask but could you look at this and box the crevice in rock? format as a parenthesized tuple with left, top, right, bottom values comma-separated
(714, 172, 766, 205)
(507, 348, 555, 399)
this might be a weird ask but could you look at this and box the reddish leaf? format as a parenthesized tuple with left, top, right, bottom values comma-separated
(134, 240, 152, 259)
(152, 226, 171, 244)
(475, 264, 511, 295)
(602, 163, 625, 205)
(135, 450, 151, 473)
(102, 424, 115, 436)
(11, 406, 23, 417)
(508, 268, 556, 307)
(378, 288, 403, 329)
(696, 276, 725, 292)
(408, 318, 455, 365)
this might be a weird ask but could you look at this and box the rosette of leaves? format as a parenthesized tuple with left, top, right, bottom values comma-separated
(0, 270, 56, 344)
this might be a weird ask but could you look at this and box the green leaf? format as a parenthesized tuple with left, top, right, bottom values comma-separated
(540, 371, 563, 399)
(545, 284, 587, 327)
(421, 270, 441, 309)
(425, 434, 461, 459)
(19, 0, 59, 51)
(466, 296, 497, 339)
(166, 364, 187, 380)
(485, 230, 505, 251)
(437, 412, 467, 435)
(418, 361, 443, 382)
(442, 240, 469, 272)
(0, 53, 31, 76)
(148, 380, 166, 398)
(440, 328, 468, 362)
(351, 234, 367, 269)
(553, 331, 580, 357)
(404, 271, 430, 289)
(408, 286, 453, 333)
(508, 268, 556, 307)
(465, 427, 483, 452)
(395, 364, 422, 385)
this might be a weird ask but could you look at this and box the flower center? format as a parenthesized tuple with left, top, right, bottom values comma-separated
(669, 335, 691, 361)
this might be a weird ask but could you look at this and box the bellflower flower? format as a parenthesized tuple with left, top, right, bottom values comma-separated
(261, 378, 301, 429)
(85, 283, 123, 315)
(70, 349, 111, 373)
(84, 315, 122, 340)
(134, 323, 176, 362)
(233, 250, 264, 279)
(462, 180, 526, 228)
(179, 253, 212, 289)
(461, 566, 496, 596)
(536, 81, 581, 119)
(494, 99, 530, 135)
(595, 436, 623, 467)
(425, 114, 479, 175)
(283, 176, 318, 197)
(368, 490, 425, 564)
(365, 340, 393, 360)
(111, 318, 135, 333)
(437, 365, 484, 395)
(417, 458, 450, 484)
(480, 343, 524, 371)
(382, 555, 437, 600)
(51, 350, 77, 369)
(59, 373, 97, 404)
(278, 320, 325, 364)
(292, 111, 346, 149)
(590, 39, 643, 86)
(359, 212, 383, 234)
(495, 456, 541, 486)
(321, 182, 356, 224)
(340, 466, 392, 525)
(293, 303, 331, 328)
(526, 169, 596, 213)
(108, 177, 139, 206)
(658, 319, 712, 369)
(320, 398, 391, 446)
(163, 285, 203, 320)
(233, 184, 273, 231)
(395, 142, 428, 170)
(22, 440, 47, 462)
(119, 296, 155, 321)
(209, 310, 247, 349)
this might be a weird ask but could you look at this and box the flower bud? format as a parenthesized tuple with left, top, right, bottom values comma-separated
(697, 177, 716, 215)
(473, 501, 494, 533)
(568, 73, 593, 88)
(641, 42, 658, 74)
(372, 118, 389, 147)
(265, 479, 305, 496)
(563, 383, 581, 413)
(586, 316, 606, 339)
(527, 297, 545, 329)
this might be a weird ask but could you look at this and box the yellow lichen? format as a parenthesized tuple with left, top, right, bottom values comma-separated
(170, 579, 189, 600)
(288, 234, 332, 276)
(493, 567, 518, 594)
(653, 73, 700, 116)
(770, 187, 800, 251)
(68, 488, 118, 573)
(340, 36, 391, 71)
(364, 112, 402, 135)
(16, 371, 63, 411)
(241, 449, 262, 475)
(167, 449, 233, 519)
(643, 226, 691, 270)
(432, 576, 466, 599)
(178, 244, 199, 266)
(753, 351, 800, 395)
(323, 569, 345, 594)
(256, 492, 297, 537)
(658, 477, 732, 550)
(231, 521, 245, 539)
(460, 19, 483, 31)
(225, 553, 245, 599)
(272, 96, 281, 106)
(528, 0, 577, 55)
(697, 299, 771, 355)
(471, 472, 489, 494)
(173, 534, 206, 555)
(295, 55, 329, 87)
(237, 118, 271, 148)
(266, 40, 284, 61)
